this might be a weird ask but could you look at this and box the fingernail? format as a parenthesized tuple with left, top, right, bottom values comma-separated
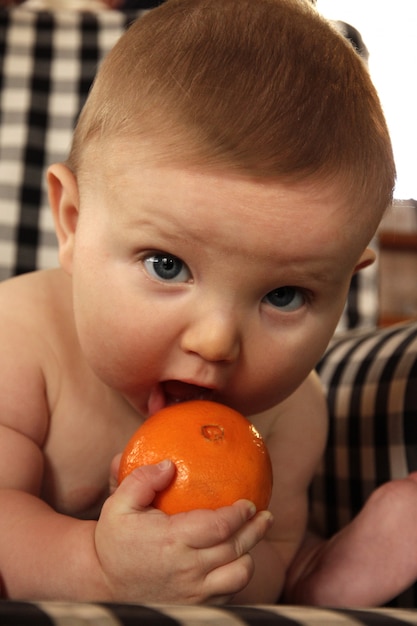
(260, 510, 274, 526)
(247, 501, 257, 518)
(157, 459, 172, 471)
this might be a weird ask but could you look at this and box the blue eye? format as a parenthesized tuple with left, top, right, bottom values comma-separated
(144, 253, 191, 283)
(264, 286, 305, 311)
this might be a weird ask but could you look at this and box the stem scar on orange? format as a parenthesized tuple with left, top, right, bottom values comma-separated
(118, 400, 273, 515)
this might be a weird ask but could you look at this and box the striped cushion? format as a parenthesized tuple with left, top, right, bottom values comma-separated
(313, 321, 417, 607)
(1, 600, 417, 624)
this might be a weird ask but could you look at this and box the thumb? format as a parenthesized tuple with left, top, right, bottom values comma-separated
(113, 460, 175, 513)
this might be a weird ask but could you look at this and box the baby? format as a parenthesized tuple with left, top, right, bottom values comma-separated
(0, 0, 396, 604)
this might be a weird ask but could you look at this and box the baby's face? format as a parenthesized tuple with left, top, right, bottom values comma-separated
(68, 144, 372, 418)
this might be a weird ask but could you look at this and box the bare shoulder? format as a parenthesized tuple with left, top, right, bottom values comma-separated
(0, 268, 71, 318)
(251, 371, 328, 489)
(0, 269, 75, 350)
(0, 269, 77, 494)
(251, 371, 327, 441)
(0, 269, 73, 439)
(250, 372, 328, 571)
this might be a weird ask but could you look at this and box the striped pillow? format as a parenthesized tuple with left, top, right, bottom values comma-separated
(313, 321, 417, 607)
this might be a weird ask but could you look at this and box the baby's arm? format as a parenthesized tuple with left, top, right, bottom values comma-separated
(231, 372, 328, 604)
(285, 473, 417, 606)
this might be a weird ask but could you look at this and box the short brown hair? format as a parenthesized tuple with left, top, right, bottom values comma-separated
(68, 0, 395, 216)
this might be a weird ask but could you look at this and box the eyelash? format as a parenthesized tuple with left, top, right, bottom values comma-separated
(142, 251, 192, 283)
(141, 251, 311, 312)
(262, 286, 310, 312)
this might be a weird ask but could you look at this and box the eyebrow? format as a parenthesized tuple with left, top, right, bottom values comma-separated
(268, 252, 350, 286)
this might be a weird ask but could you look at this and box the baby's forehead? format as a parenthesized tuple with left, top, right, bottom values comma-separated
(82, 134, 376, 230)
(90, 144, 360, 219)
(87, 133, 339, 186)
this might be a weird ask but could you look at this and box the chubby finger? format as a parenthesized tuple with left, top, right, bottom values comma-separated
(112, 459, 176, 514)
(204, 551, 255, 600)
(176, 499, 258, 549)
(199, 509, 273, 573)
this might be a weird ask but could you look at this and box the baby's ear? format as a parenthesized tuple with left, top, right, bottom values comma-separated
(48, 163, 79, 275)
(353, 247, 376, 274)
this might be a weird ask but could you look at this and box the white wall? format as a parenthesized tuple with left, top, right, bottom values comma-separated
(316, 0, 417, 200)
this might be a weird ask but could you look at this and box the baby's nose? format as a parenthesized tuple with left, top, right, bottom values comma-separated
(180, 310, 241, 363)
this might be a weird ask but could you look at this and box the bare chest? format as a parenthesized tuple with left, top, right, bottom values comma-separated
(41, 375, 142, 519)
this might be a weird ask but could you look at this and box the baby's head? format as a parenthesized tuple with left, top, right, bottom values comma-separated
(52, 0, 396, 414)
(68, 0, 395, 238)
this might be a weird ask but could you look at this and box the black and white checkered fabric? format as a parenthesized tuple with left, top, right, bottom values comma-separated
(314, 321, 417, 607)
(0, 7, 144, 279)
(0, 6, 378, 331)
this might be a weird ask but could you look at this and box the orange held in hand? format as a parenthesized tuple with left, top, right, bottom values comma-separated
(118, 400, 273, 515)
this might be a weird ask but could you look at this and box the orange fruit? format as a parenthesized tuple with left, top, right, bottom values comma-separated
(118, 400, 273, 515)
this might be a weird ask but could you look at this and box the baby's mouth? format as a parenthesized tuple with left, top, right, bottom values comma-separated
(165, 380, 215, 404)
(147, 381, 215, 416)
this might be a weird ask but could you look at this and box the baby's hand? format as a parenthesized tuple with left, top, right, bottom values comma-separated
(96, 460, 272, 604)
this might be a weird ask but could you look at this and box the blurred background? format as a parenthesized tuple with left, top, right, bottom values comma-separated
(317, 0, 416, 202)
(317, 1, 417, 325)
